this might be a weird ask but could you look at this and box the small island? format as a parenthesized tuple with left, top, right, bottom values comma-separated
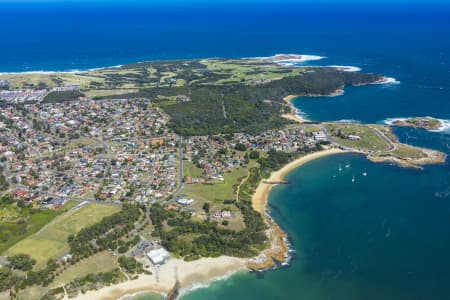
(0, 56, 446, 300)
(386, 117, 444, 131)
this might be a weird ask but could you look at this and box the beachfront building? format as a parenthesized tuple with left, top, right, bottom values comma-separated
(146, 248, 171, 265)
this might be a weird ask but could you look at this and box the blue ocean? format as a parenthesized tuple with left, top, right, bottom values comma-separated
(1, 1, 449, 299)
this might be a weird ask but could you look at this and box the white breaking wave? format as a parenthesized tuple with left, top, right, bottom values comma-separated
(178, 269, 244, 297)
(374, 76, 401, 85)
(327, 65, 362, 72)
(335, 119, 362, 124)
(249, 53, 326, 66)
(0, 64, 123, 75)
(330, 89, 345, 97)
(431, 119, 450, 133)
(383, 117, 450, 133)
(383, 117, 408, 126)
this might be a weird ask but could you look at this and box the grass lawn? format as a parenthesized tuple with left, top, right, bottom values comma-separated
(391, 144, 427, 159)
(183, 161, 203, 178)
(0, 202, 77, 254)
(182, 164, 252, 204)
(302, 125, 322, 133)
(84, 89, 138, 97)
(15, 252, 120, 300)
(325, 123, 391, 151)
(50, 252, 118, 288)
(181, 161, 257, 231)
(6, 203, 120, 269)
(201, 59, 304, 85)
(15, 285, 48, 300)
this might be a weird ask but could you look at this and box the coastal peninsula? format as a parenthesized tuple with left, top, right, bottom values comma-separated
(0, 55, 446, 300)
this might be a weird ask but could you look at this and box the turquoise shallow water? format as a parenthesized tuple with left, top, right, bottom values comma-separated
(1, 2, 448, 299)
(127, 3, 450, 297)
(178, 153, 450, 300)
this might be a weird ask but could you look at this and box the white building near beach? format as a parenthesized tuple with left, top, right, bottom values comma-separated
(147, 248, 170, 265)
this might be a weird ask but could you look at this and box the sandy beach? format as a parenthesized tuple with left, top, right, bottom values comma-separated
(73, 256, 247, 300)
(73, 149, 346, 299)
(282, 95, 309, 123)
(246, 148, 347, 271)
(281, 91, 347, 124)
(252, 148, 345, 214)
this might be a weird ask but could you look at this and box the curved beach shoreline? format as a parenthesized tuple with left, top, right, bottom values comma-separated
(73, 256, 247, 300)
(72, 149, 345, 300)
(252, 148, 346, 215)
(247, 148, 347, 271)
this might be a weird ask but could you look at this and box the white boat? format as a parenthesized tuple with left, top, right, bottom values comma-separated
(362, 171, 367, 176)
(338, 164, 342, 172)
(352, 176, 355, 182)
(345, 164, 350, 168)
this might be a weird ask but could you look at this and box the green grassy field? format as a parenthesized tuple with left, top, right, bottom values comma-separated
(6, 203, 120, 269)
(201, 59, 305, 85)
(84, 88, 138, 97)
(0, 202, 77, 254)
(182, 165, 251, 204)
(15, 252, 121, 300)
(181, 161, 256, 231)
(391, 144, 427, 159)
(50, 252, 118, 288)
(325, 123, 391, 151)
(0, 58, 297, 90)
(183, 161, 203, 178)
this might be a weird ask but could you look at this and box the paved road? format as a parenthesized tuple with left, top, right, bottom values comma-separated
(370, 126, 396, 151)
(173, 136, 184, 195)
(1, 161, 12, 186)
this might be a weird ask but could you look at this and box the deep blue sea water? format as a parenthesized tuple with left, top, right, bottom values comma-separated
(1, 1, 449, 299)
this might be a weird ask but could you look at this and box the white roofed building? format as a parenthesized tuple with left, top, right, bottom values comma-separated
(146, 248, 170, 265)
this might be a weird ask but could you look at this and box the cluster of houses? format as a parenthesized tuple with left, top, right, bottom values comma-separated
(0, 89, 48, 103)
(1, 91, 334, 214)
(0, 98, 180, 207)
(0, 84, 80, 103)
(50, 83, 80, 92)
(183, 126, 330, 183)
(97, 140, 178, 203)
(33, 98, 171, 140)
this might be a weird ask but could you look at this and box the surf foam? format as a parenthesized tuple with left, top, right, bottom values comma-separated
(383, 117, 450, 133)
(249, 53, 326, 66)
(0, 64, 123, 75)
(327, 65, 362, 72)
(374, 76, 401, 85)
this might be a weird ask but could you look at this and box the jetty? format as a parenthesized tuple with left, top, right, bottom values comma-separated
(165, 280, 180, 300)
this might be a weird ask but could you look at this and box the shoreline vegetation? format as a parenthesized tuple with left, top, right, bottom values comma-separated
(74, 145, 446, 300)
(247, 148, 346, 271)
(72, 256, 247, 300)
(71, 149, 347, 300)
(0, 54, 447, 300)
